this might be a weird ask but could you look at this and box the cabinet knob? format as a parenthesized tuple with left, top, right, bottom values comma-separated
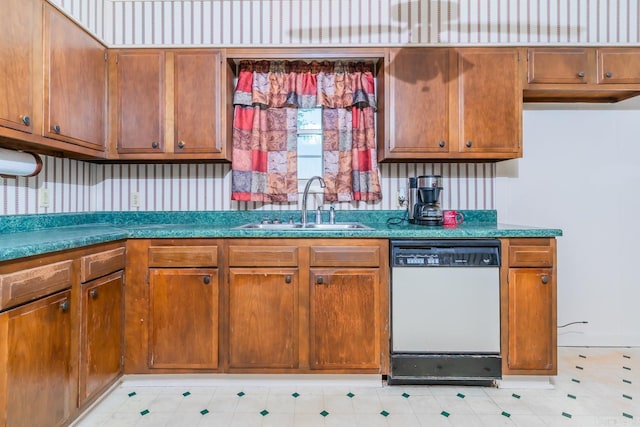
(465, 140, 473, 148)
(59, 299, 70, 312)
(21, 115, 31, 126)
(541, 275, 549, 284)
(90, 289, 99, 299)
(439, 140, 445, 148)
(178, 141, 185, 149)
(605, 71, 613, 78)
(52, 124, 61, 134)
(316, 276, 323, 285)
(151, 141, 159, 149)
(203, 275, 211, 285)
(577, 71, 585, 78)
(285, 275, 292, 284)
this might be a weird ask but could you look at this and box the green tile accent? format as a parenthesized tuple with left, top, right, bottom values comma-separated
(320, 410, 329, 417)
(456, 393, 465, 399)
(182, 391, 191, 397)
(260, 410, 269, 416)
(402, 393, 410, 398)
(346, 392, 355, 398)
(292, 392, 300, 398)
(567, 394, 576, 399)
(579, 354, 587, 358)
(623, 379, 632, 384)
(441, 411, 450, 417)
(140, 409, 149, 416)
(501, 411, 511, 417)
(571, 378, 581, 383)
(128, 392, 137, 397)
(512, 393, 521, 399)
(575, 365, 584, 370)
(623, 413, 633, 419)
(380, 410, 390, 417)
(200, 409, 209, 415)
(237, 391, 245, 397)
(562, 412, 572, 419)
(623, 394, 633, 400)
(623, 366, 631, 370)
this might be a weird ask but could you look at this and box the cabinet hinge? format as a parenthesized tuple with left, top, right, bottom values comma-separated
(104, 52, 108, 62)
(120, 354, 124, 368)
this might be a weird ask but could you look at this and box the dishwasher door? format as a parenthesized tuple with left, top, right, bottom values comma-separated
(391, 266, 500, 354)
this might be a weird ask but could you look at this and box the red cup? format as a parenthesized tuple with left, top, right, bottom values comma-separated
(443, 210, 464, 227)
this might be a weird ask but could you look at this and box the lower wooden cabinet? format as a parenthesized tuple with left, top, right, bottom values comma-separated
(228, 268, 299, 369)
(501, 238, 557, 375)
(309, 269, 380, 370)
(0, 290, 73, 427)
(79, 271, 124, 406)
(149, 268, 219, 369)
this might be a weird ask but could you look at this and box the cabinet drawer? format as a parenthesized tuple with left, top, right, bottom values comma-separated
(509, 243, 554, 267)
(0, 260, 73, 310)
(310, 246, 380, 267)
(148, 245, 218, 267)
(228, 246, 298, 267)
(80, 247, 125, 282)
(527, 48, 592, 84)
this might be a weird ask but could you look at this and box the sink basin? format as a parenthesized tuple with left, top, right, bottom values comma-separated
(234, 222, 372, 231)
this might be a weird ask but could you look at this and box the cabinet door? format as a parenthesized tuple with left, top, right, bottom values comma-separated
(228, 268, 298, 369)
(44, 4, 107, 149)
(527, 48, 592, 84)
(174, 50, 222, 155)
(0, 0, 37, 134)
(116, 50, 164, 154)
(507, 268, 556, 373)
(149, 268, 218, 369)
(79, 272, 123, 406)
(309, 269, 379, 370)
(457, 48, 522, 155)
(385, 48, 450, 158)
(598, 48, 640, 84)
(2, 290, 72, 427)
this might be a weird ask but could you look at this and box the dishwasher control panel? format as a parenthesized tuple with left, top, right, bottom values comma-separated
(391, 240, 500, 267)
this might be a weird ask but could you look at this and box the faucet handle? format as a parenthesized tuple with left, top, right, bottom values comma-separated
(329, 205, 336, 224)
(316, 207, 322, 224)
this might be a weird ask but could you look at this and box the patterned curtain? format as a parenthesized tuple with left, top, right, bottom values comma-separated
(231, 60, 381, 202)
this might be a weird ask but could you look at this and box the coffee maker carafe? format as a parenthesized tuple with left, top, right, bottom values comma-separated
(408, 175, 443, 226)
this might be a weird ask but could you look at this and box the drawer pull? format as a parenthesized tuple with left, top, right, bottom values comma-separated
(439, 140, 445, 148)
(316, 276, 323, 285)
(151, 141, 159, 149)
(52, 124, 61, 134)
(21, 115, 31, 126)
(90, 289, 99, 299)
(178, 140, 185, 149)
(59, 299, 70, 312)
(605, 71, 613, 78)
(541, 275, 549, 284)
(285, 275, 292, 284)
(465, 140, 473, 148)
(577, 71, 585, 78)
(203, 275, 211, 285)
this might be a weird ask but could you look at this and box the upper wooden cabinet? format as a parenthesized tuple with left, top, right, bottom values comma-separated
(524, 47, 640, 102)
(111, 49, 230, 161)
(44, 3, 107, 151)
(380, 47, 522, 161)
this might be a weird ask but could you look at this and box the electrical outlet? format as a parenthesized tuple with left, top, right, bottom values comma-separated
(396, 190, 407, 209)
(130, 191, 141, 208)
(39, 188, 50, 208)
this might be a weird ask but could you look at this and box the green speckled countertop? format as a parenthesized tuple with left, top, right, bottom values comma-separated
(0, 210, 562, 262)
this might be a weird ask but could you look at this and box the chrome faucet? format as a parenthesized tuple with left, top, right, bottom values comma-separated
(301, 176, 326, 226)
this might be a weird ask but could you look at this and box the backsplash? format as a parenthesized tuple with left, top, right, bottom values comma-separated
(0, 156, 495, 215)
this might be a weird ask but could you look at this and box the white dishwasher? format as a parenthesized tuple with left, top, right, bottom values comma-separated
(389, 239, 502, 385)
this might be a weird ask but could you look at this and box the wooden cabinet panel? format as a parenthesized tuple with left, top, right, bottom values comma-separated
(80, 247, 126, 282)
(1, 290, 72, 427)
(598, 48, 640, 84)
(456, 48, 522, 155)
(527, 48, 592, 84)
(384, 48, 450, 158)
(44, 4, 107, 150)
(228, 268, 299, 369)
(148, 245, 218, 267)
(174, 50, 222, 154)
(309, 269, 379, 370)
(228, 245, 298, 267)
(508, 245, 553, 268)
(0, 260, 72, 311)
(507, 268, 556, 373)
(0, 0, 37, 134)
(79, 272, 123, 406)
(309, 245, 380, 267)
(149, 268, 219, 369)
(115, 50, 165, 154)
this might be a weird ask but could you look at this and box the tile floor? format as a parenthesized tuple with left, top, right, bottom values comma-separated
(73, 347, 639, 426)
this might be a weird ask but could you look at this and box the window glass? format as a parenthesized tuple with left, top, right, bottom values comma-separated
(297, 109, 323, 180)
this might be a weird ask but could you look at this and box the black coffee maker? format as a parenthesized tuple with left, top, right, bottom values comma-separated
(408, 175, 443, 226)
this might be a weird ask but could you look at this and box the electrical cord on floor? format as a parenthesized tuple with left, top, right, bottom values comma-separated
(386, 208, 409, 225)
(558, 321, 589, 328)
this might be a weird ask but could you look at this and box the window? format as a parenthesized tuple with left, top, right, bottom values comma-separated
(296, 108, 323, 180)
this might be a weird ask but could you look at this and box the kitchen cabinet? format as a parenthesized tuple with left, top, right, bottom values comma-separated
(380, 47, 522, 161)
(124, 240, 221, 373)
(111, 49, 230, 161)
(44, 3, 107, 151)
(500, 238, 557, 375)
(524, 47, 640, 102)
(78, 246, 125, 407)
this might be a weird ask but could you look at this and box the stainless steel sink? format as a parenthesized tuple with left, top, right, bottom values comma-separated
(234, 222, 372, 230)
